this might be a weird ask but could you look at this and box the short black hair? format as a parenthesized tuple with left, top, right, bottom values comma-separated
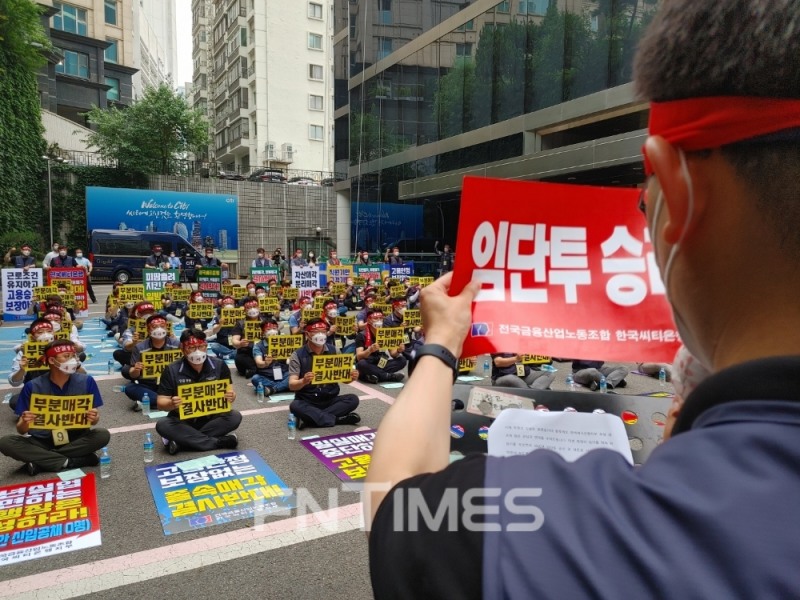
(634, 0, 800, 258)
(179, 329, 206, 343)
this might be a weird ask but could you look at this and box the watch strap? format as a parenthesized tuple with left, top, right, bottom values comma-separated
(412, 344, 459, 382)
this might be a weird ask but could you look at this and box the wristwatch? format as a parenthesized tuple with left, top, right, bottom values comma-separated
(411, 344, 459, 382)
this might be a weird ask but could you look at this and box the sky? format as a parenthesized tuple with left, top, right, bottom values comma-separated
(175, 0, 193, 86)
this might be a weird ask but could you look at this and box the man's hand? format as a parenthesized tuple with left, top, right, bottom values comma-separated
(302, 371, 315, 386)
(133, 361, 144, 373)
(369, 343, 380, 354)
(171, 396, 182, 408)
(350, 369, 359, 382)
(87, 408, 100, 425)
(420, 272, 480, 358)
(224, 386, 236, 404)
(18, 356, 28, 372)
(20, 411, 36, 424)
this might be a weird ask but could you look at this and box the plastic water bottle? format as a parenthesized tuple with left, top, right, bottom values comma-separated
(658, 367, 667, 388)
(256, 382, 264, 404)
(599, 375, 608, 394)
(141, 392, 151, 416)
(107, 359, 114, 374)
(100, 447, 111, 479)
(287, 413, 297, 440)
(565, 373, 575, 391)
(112, 385, 126, 393)
(143, 432, 154, 463)
(483, 356, 490, 377)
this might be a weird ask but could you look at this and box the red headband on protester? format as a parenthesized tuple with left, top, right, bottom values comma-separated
(45, 343, 74, 358)
(30, 321, 52, 333)
(644, 96, 800, 175)
(181, 335, 206, 348)
(305, 321, 328, 332)
(147, 316, 167, 328)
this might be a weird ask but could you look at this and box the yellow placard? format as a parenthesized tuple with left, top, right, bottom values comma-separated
(376, 326, 407, 349)
(119, 284, 145, 302)
(311, 354, 352, 384)
(170, 288, 192, 302)
(520, 354, 552, 365)
(219, 307, 244, 327)
(243, 320, 262, 343)
(418, 276, 435, 287)
(29, 393, 93, 429)
(269, 286, 282, 297)
(59, 293, 76, 308)
(389, 286, 405, 299)
(282, 287, 299, 300)
(50, 279, 73, 291)
(267, 334, 304, 360)
(187, 303, 215, 320)
(403, 309, 422, 328)
(221, 284, 233, 297)
(231, 286, 247, 299)
(177, 380, 230, 419)
(22, 341, 49, 372)
(258, 296, 280, 313)
(372, 303, 392, 315)
(458, 357, 477, 373)
(53, 330, 70, 341)
(32, 285, 58, 301)
(353, 277, 366, 286)
(313, 296, 334, 309)
(141, 348, 183, 380)
(128, 317, 147, 338)
(330, 283, 347, 296)
(334, 315, 356, 336)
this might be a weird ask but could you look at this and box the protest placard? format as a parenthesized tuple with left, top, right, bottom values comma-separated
(251, 267, 280, 284)
(451, 177, 680, 362)
(292, 266, 320, 296)
(330, 283, 347, 296)
(258, 296, 280, 314)
(197, 267, 222, 299)
(3, 269, 43, 321)
(520, 354, 552, 365)
(389, 262, 414, 279)
(0, 476, 101, 565)
(403, 309, 422, 328)
(300, 430, 376, 482)
(242, 320, 262, 343)
(22, 342, 49, 372)
(376, 327, 407, 349)
(371, 303, 392, 315)
(142, 349, 183, 381)
(187, 303, 215, 320)
(334, 316, 356, 336)
(458, 357, 477, 373)
(31, 284, 57, 303)
(313, 296, 334, 309)
(327, 265, 353, 284)
(219, 308, 244, 327)
(282, 287, 299, 301)
(169, 288, 191, 302)
(119, 284, 145, 303)
(143, 269, 178, 302)
(267, 335, 303, 360)
(29, 394, 93, 429)
(311, 354, 352, 384)
(177, 380, 230, 419)
(145, 450, 295, 536)
(300, 308, 322, 321)
(388, 286, 405, 299)
(47, 268, 87, 313)
(231, 286, 247, 299)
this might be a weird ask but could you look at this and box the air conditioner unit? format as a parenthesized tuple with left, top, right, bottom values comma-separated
(266, 142, 276, 160)
(281, 142, 294, 163)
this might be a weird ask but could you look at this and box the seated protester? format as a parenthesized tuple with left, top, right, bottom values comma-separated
(238, 281, 258, 307)
(492, 353, 556, 390)
(344, 278, 364, 312)
(42, 311, 86, 358)
(355, 309, 407, 384)
(183, 291, 214, 335)
(321, 299, 354, 353)
(158, 293, 184, 324)
(356, 294, 378, 331)
(572, 359, 629, 391)
(251, 319, 291, 396)
(288, 319, 360, 429)
(114, 302, 157, 367)
(279, 281, 295, 311)
(104, 300, 131, 338)
(636, 361, 672, 381)
(124, 315, 181, 412)
(383, 298, 419, 362)
(229, 299, 264, 377)
(206, 296, 237, 360)
(6, 319, 55, 412)
(404, 279, 421, 309)
(288, 295, 314, 334)
(0, 340, 110, 475)
(145, 244, 170, 270)
(155, 330, 240, 455)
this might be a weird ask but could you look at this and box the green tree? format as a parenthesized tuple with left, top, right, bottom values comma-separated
(84, 83, 210, 175)
(0, 0, 50, 238)
(434, 57, 476, 138)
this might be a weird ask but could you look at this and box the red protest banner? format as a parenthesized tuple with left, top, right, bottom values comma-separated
(47, 268, 88, 312)
(450, 177, 680, 363)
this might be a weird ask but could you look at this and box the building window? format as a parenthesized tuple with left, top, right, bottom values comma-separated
(497, 0, 510, 12)
(52, 2, 88, 36)
(519, 0, 549, 15)
(308, 32, 323, 50)
(456, 42, 473, 58)
(308, 2, 323, 19)
(56, 49, 89, 79)
(240, 27, 247, 47)
(378, 0, 391, 24)
(309, 124, 324, 140)
(105, 0, 117, 25)
(309, 94, 323, 111)
(377, 37, 392, 60)
(105, 77, 120, 101)
(105, 38, 118, 63)
(349, 14, 357, 39)
(309, 64, 323, 80)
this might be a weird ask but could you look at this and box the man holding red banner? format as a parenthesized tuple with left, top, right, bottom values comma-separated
(365, 2, 800, 597)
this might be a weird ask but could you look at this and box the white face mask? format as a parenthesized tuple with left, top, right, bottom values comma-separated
(326, 309, 338, 318)
(256, 293, 266, 299)
(187, 350, 206, 365)
(248, 288, 256, 296)
(35, 332, 54, 343)
(59, 251, 67, 257)
(371, 320, 383, 329)
(265, 329, 279, 337)
(398, 307, 407, 315)
(246, 308, 260, 318)
(50, 322, 62, 332)
(310, 333, 327, 346)
(125, 302, 135, 310)
(55, 358, 80, 374)
(75, 253, 83, 258)
(302, 304, 312, 311)
(651, 149, 709, 370)
(150, 327, 167, 339)
(393, 252, 399, 257)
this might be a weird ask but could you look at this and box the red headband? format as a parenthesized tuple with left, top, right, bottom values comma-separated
(305, 321, 328, 332)
(369, 312, 385, 320)
(45, 343, 74, 358)
(181, 335, 206, 348)
(30, 321, 52, 333)
(644, 96, 800, 175)
(147, 316, 167, 328)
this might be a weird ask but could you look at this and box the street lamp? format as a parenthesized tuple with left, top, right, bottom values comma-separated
(41, 156, 65, 247)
